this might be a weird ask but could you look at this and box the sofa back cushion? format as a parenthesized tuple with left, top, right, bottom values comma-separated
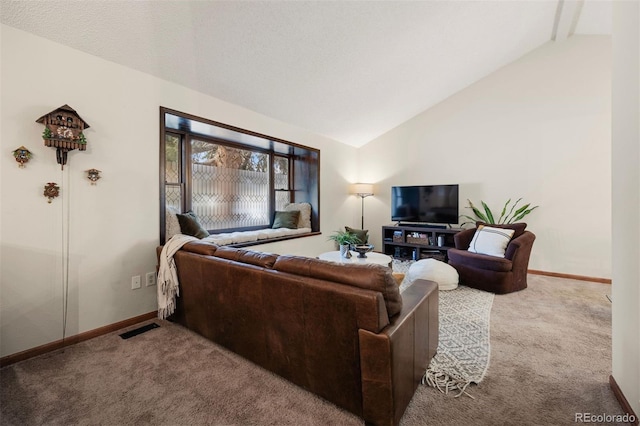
(182, 241, 219, 256)
(273, 255, 402, 317)
(214, 246, 279, 269)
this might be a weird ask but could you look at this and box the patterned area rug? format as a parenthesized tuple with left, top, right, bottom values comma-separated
(394, 259, 494, 398)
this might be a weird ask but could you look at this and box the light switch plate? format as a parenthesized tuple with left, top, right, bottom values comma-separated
(131, 275, 141, 289)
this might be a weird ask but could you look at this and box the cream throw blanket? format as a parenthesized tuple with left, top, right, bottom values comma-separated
(157, 234, 198, 320)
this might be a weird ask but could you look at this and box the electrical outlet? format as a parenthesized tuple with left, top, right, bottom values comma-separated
(131, 275, 141, 290)
(146, 272, 156, 287)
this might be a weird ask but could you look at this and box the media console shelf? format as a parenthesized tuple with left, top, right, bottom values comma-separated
(382, 225, 462, 261)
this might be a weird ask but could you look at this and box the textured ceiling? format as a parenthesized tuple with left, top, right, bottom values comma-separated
(0, 1, 611, 147)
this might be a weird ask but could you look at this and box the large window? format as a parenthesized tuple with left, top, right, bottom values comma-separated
(160, 108, 319, 243)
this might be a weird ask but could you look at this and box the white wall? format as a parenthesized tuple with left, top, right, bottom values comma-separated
(0, 26, 618, 360)
(0, 25, 356, 358)
(611, 1, 640, 417)
(358, 36, 612, 279)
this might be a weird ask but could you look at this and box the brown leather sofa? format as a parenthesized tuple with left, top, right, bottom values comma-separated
(160, 242, 439, 426)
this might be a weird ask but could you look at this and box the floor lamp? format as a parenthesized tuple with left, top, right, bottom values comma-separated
(351, 183, 374, 229)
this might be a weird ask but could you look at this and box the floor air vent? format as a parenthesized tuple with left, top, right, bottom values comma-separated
(119, 322, 160, 339)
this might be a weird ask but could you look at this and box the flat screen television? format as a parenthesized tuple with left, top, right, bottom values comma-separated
(391, 184, 459, 225)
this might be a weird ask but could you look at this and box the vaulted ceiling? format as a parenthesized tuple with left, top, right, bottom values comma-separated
(1, 1, 611, 147)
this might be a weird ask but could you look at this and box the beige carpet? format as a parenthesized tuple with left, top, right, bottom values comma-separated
(402, 274, 626, 425)
(0, 275, 627, 425)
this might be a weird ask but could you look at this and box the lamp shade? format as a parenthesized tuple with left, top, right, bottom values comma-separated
(351, 183, 374, 196)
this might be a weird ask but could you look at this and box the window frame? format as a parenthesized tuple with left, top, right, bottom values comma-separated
(187, 135, 276, 231)
(159, 107, 320, 244)
(163, 131, 185, 212)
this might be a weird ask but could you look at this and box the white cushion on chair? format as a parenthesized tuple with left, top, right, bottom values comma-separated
(467, 225, 515, 258)
(403, 258, 459, 291)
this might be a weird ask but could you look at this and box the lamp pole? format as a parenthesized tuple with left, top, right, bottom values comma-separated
(352, 183, 374, 229)
(358, 192, 373, 229)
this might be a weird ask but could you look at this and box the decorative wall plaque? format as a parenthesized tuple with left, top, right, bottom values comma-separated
(36, 105, 90, 169)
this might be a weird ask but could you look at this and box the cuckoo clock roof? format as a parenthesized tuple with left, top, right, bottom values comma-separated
(36, 104, 90, 129)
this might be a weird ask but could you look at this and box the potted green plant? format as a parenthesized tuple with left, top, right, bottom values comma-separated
(328, 230, 362, 258)
(461, 198, 538, 225)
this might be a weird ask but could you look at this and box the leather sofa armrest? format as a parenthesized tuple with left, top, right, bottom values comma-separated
(453, 228, 475, 249)
(359, 279, 438, 426)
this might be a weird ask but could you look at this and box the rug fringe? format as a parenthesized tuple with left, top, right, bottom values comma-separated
(422, 368, 476, 399)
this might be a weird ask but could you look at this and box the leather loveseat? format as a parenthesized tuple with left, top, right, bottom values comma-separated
(160, 241, 439, 426)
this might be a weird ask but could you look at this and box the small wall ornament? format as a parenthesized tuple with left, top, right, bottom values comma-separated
(86, 168, 101, 185)
(36, 105, 90, 170)
(12, 146, 33, 168)
(44, 182, 60, 203)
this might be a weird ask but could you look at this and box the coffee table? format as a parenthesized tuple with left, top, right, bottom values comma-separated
(317, 251, 393, 268)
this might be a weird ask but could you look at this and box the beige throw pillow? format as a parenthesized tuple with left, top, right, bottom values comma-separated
(166, 206, 181, 239)
(284, 202, 312, 229)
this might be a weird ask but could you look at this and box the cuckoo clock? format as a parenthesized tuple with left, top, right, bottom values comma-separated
(44, 182, 60, 203)
(86, 168, 101, 185)
(12, 146, 33, 168)
(36, 105, 89, 169)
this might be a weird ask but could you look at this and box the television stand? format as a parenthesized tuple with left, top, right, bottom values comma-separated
(383, 224, 461, 261)
(398, 223, 447, 229)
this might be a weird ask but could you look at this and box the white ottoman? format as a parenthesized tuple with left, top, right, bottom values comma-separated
(403, 258, 459, 291)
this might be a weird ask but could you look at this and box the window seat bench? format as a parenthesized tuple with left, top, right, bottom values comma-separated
(165, 203, 317, 247)
(202, 227, 318, 248)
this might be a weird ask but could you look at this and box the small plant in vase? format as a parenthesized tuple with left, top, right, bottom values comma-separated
(328, 231, 362, 258)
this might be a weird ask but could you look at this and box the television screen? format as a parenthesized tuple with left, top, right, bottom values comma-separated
(391, 184, 459, 224)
